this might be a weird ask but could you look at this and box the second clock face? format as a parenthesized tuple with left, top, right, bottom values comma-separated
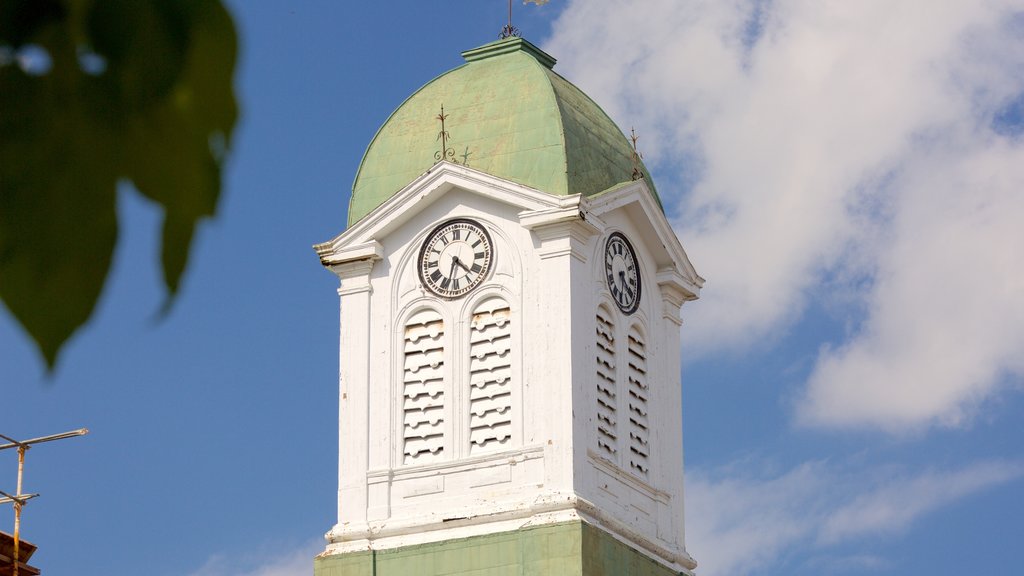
(418, 218, 494, 299)
(604, 232, 641, 314)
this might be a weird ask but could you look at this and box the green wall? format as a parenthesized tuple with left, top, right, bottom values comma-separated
(313, 521, 686, 576)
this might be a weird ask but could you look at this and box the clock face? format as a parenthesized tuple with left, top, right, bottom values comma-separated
(418, 218, 494, 299)
(604, 232, 641, 314)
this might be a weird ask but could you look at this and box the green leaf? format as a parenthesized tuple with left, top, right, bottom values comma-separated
(0, 0, 66, 47)
(122, 0, 238, 296)
(0, 0, 238, 369)
(0, 65, 119, 366)
(87, 0, 189, 110)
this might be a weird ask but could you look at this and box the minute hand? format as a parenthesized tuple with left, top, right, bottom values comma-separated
(447, 258, 459, 284)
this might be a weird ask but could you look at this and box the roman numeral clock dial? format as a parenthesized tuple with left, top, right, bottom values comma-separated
(604, 232, 641, 314)
(418, 218, 494, 299)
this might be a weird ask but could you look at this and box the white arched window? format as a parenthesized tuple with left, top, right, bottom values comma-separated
(595, 304, 619, 459)
(401, 308, 446, 464)
(625, 323, 650, 478)
(594, 302, 653, 479)
(468, 297, 513, 455)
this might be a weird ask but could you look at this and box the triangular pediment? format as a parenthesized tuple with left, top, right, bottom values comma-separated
(583, 180, 703, 299)
(316, 162, 577, 265)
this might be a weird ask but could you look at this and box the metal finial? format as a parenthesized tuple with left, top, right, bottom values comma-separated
(500, 0, 520, 39)
(503, 1, 549, 39)
(435, 105, 456, 163)
(630, 127, 644, 180)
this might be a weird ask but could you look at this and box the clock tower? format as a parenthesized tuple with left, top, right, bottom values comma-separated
(314, 37, 703, 576)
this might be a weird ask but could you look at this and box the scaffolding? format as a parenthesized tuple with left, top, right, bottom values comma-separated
(0, 429, 88, 576)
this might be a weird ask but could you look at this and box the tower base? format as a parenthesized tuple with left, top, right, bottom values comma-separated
(314, 520, 689, 576)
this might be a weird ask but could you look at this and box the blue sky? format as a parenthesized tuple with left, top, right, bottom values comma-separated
(2, 1, 1023, 575)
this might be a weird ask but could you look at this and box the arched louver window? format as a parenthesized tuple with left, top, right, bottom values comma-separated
(402, 309, 446, 464)
(468, 298, 513, 454)
(626, 325, 650, 477)
(595, 305, 618, 459)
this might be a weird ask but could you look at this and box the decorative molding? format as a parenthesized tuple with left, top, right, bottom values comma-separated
(575, 497, 697, 572)
(586, 451, 669, 505)
(656, 267, 697, 325)
(522, 207, 600, 261)
(330, 257, 378, 296)
(368, 444, 544, 481)
(584, 181, 704, 295)
(318, 240, 384, 267)
(317, 163, 572, 259)
(517, 202, 583, 229)
(324, 492, 696, 574)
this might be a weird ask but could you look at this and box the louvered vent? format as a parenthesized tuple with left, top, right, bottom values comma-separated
(626, 325, 650, 477)
(469, 298, 513, 455)
(402, 309, 445, 464)
(595, 306, 618, 459)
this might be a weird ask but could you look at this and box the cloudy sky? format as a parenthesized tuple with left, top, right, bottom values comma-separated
(2, 1, 1022, 575)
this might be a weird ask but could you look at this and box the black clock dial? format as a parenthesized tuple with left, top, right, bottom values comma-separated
(604, 232, 641, 314)
(418, 218, 493, 299)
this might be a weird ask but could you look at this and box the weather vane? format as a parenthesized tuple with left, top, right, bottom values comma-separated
(630, 127, 644, 180)
(501, 0, 550, 39)
(435, 105, 456, 163)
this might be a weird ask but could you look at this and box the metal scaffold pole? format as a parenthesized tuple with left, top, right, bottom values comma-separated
(1, 428, 88, 576)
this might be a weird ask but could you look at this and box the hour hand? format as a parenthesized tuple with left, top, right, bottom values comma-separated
(453, 256, 472, 274)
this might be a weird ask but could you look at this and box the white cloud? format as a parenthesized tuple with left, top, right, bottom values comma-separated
(546, 0, 1024, 431)
(819, 460, 1024, 544)
(797, 133, 1024, 430)
(188, 539, 321, 576)
(685, 459, 1023, 575)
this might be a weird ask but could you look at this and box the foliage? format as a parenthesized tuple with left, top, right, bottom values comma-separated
(0, 0, 238, 367)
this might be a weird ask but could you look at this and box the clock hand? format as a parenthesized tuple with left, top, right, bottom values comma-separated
(618, 270, 626, 291)
(448, 258, 459, 283)
(453, 256, 472, 275)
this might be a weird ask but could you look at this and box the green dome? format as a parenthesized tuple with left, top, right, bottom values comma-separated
(348, 37, 660, 226)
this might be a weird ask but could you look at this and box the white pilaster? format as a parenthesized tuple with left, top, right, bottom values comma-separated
(326, 256, 379, 540)
(656, 267, 696, 553)
(522, 212, 600, 493)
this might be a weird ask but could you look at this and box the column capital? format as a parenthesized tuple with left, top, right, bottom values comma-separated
(657, 268, 698, 325)
(329, 257, 378, 296)
(520, 205, 600, 262)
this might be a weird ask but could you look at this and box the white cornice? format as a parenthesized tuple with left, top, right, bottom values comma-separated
(657, 267, 700, 304)
(324, 493, 697, 574)
(316, 240, 383, 267)
(518, 200, 584, 230)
